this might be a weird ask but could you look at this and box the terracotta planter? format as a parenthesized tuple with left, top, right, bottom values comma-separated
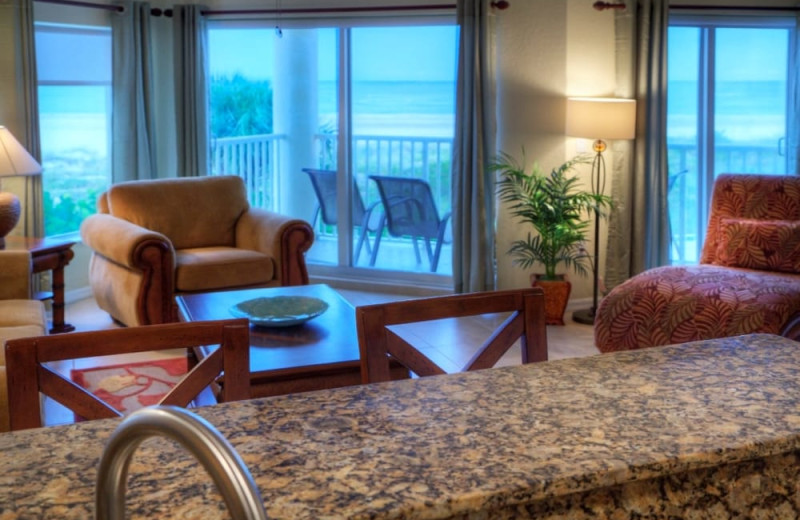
(530, 274, 572, 326)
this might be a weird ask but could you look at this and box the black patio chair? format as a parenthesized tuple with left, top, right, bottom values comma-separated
(302, 168, 381, 263)
(368, 175, 451, 272)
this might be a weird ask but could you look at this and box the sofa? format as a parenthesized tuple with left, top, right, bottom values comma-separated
(0, 250, 48, 432)
(595, 174, 800, 353)
(80, 175, 314, 327)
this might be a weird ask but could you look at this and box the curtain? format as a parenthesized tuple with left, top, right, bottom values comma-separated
(605, 0, 670, 289)
(112, 1, 157, 183)
(452, 0, 497, 293)
(173, 4, 209, 177)
(12, 0, 44, 239)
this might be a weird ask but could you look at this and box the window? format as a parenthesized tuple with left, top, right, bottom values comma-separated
(667, 17, 794, 264)
(36, 22, 112, 236)
(207, 20, 457, 285)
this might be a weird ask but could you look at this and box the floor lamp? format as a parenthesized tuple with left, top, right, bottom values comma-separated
(566, 97, 636, 325)
(0, 126, 42, 249)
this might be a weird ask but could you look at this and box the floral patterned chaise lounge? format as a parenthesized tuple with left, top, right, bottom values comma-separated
(595, 174, 800, 353)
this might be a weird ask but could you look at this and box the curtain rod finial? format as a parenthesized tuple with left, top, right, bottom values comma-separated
(593, 1, 626, 10)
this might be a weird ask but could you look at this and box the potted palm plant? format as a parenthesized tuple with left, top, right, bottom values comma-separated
(492, 152, 612, 325)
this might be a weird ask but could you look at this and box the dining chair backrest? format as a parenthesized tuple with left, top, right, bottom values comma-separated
(356, 287, 548, 383)
(5, 319, 251, 431)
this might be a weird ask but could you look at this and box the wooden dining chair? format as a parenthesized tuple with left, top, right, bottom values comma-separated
(5, 318, 251, 431)
(356, 287, 548, 383)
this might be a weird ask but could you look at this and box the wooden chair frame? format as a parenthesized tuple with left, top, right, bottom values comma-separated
(5, 319, 251, 431)
(356, 288, 548, 383)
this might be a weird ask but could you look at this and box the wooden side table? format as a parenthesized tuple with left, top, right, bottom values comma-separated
(4, 236, 76, 334)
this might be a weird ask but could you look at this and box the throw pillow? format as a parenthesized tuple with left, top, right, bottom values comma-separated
(716, 218, 800, 273)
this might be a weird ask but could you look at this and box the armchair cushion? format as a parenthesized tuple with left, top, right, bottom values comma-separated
(175, 247, 274, 292)
(715, 218, 800, 273)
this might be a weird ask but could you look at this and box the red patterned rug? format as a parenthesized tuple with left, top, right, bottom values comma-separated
(70, 357, 189, 416)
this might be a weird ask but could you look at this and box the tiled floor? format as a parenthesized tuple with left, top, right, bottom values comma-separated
(47, 288, 598, 426)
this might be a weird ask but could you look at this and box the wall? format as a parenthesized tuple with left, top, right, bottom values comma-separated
(494, 0, 617, 305)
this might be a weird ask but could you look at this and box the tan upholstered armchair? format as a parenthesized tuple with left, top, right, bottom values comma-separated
(0, 251, 48, 432)
(80, 175, 314, 327)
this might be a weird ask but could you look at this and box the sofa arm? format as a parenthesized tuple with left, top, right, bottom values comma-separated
(0, 251, 32, 300)
(235, 209, 314, 286)
(81, 214, 175, 270)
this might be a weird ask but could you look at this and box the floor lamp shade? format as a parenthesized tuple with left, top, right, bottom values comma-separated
(566, 97, 637, 142)
(0, 126, 42, 248)
(565, 98, 636, 325)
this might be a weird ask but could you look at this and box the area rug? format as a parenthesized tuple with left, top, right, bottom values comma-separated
(70, 357, 189, 417)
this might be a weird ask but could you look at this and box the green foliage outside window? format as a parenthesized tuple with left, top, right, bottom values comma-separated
(209, 74, 273, 138)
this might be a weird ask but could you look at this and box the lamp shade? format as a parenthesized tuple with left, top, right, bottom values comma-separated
(0, 126, 41, 177)
(566, 97, 636, 140)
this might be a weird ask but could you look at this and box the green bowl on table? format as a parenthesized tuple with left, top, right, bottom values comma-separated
(229, 296, 329, 327)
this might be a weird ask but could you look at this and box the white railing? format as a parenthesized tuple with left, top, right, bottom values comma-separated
(667, 142, 786, 263)
(209, 134, 285, 209)
(210, 133, 454, 217)
(313, 133, 453, 216)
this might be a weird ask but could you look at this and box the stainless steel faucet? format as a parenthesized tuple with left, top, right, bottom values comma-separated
(96, 406, 267, 520)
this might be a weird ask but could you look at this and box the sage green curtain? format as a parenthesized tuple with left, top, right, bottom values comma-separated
(452, 0, 497, 293)
(12, 0, 44, 239)
(173, 4, 209, 177)
(112, 1, 157, 183)
(605, 0, 670, 289)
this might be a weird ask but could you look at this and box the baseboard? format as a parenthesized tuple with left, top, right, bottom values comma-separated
(566, 297, 593, 312)
(65, 286, 93, 305)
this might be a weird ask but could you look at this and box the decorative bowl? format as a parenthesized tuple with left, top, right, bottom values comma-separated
(229, 296, 329, 327)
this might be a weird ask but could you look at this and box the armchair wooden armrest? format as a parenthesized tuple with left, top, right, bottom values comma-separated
(0, 251, 32, 300)
(235, 208, 314, 286)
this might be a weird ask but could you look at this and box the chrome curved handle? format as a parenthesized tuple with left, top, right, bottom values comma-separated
(96, 406, 266, 520)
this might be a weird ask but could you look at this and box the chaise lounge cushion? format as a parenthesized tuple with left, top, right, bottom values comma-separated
(715, 218, 800, 273)
(594, 264, 800, 352)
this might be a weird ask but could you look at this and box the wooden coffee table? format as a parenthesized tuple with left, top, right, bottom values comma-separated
(177, 284, 406, 398)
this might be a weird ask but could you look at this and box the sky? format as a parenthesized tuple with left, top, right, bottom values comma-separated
(668, 26, 788, 82)
(208, 25, 458, 82)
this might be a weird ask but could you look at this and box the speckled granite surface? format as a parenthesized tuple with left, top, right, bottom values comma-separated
(2, 333, 800, 519)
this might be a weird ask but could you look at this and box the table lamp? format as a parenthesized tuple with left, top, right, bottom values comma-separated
(565, 97, 636, 325)
(0, 126, 42, 248)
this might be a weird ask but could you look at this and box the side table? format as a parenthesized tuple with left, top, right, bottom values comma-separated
(4, 236, 76, 333)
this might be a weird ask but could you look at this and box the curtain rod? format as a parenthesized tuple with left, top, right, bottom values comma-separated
(201, 1, 510, 17)
(670, 4, 800, 12)
(34, 0, 510, 17)
(35, 0, 123, 13)
(593, 1, 800, 12)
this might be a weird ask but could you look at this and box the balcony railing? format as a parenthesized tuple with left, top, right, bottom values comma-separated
(210, 132, 453, 219)
(668, 142, 786, 264)
(209, 133, 285, 209)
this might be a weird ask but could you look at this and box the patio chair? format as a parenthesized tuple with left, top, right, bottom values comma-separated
(356, 287, 548, 383)
(368, 175, 451, 272)
(302, 168, 381, 263)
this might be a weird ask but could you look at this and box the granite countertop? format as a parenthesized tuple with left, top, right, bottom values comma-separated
(2, 333, 800, 518)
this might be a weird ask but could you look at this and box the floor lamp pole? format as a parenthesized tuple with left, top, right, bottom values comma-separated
(572, 140, 606, 326)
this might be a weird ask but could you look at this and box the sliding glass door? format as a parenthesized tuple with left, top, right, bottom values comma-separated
(667, 17, 794, 264)
(207, 19, 457, 286)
